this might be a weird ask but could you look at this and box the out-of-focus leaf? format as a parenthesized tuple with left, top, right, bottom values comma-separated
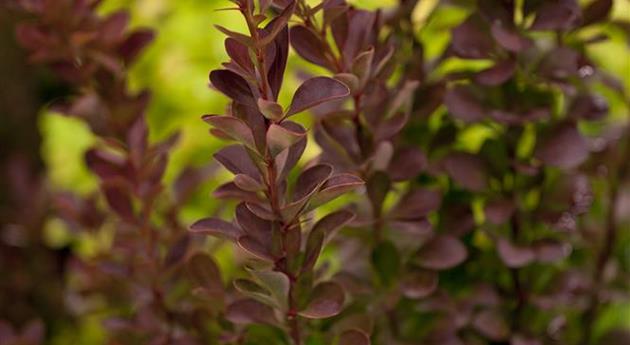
(371, 240, 400, 287)
(339, 329, 371, 345)
(226, 299, 278, 325)
(414, 235, 467, 270)
(299, 281, 345, 319)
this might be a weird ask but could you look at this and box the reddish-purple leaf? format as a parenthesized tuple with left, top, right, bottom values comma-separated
(474, 59, 516, 86)
(535, 124, 589, 169)
(303, 222, 326, 272)
(392, 189, 442, 220)
(290, 25, 332, 69)
(258, 0, 296, 46)
(215, 25, 254, 47)
(164, 234, 190, 267)
(485, 199, 515, 225)
(299, 281, 345, 319)
(187, 253, 224, 294)
(312, 210, 355, 245)
(213, 182, 261, 203)
(472, 309, 510, 341)
(209, 69, 256, 107)
(582, 0, 613, 27)
(204, 115, 257, 149)
(452, 15, 495, 59)
(511, 335, 543, 345)
(491, 21, 533, 52)
(213, 145, 261, 178)
(265, 14, 290, 100)
(236, 203, 272, 244)
(285, 77, 350, 116)
(118, 29, 154, 64)
(568, 93, 608, 120)
(387, 147, 427, 181)
(534, 240, 571, 263)
(225, 38, 254, 74)
(366, 171, 390, 211)
(444, 152, 488, 191)
(190, 218, 242, 240)
(444, 86, 485, 123)
(497, 238, 535, 268)
(310, 173, 364, 208)
(339, 329, 371, 345)
(257, 98, 284, 120)
(530, 0, 580, 31)
(415, 235, 467, 270)
(237, 236, 275, 261)
(103, 183, 134, 222)
(225, 299, 277, 325)
(294, 164, 334, 201)
(266, 122, 307, 156)
(401, 269, 439, 299)
(234, 174, 264, 192)
(375, 112, 408, 142)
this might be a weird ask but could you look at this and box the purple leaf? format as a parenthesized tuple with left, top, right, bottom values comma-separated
(290, 25, 332, 69)
(234, 174, 264, 192)
(285, 77, 350, 116)
(118, 29, 154, 64)
(309, 173, 364, 208)
(299, 281, 345, 319)
(581, 0, 613, 27)
(265, 12, 290, 100)
(444, 152, 488, 191)
(303, 222, 326, 272)
(214, 25, 254, 47)
(401, 269, 439, 299)
(209, 69, 256, 107)
(387, 147, 427, 182)
(472, 309, 510, 341)
(366, 171, 391, 211)
(311, 210, 355, 245)
(225, 299, 277, 325)
(535, 124, 589, 169)
(452, 15, 495, 59)
(164, 234, 190, 267)
(530, 0, 580, 31)
(474, 59, 516, 86)
(213, 145, 261, 179)
(294, 164, 334, 201)
(491, 21, 532, 52)
(339, 329, 371, 345)
(203, 115, 256, 149)
(236, 203, 272, 245)
(266, 122, 307, 156)
(258, 0, 296, 46)
(444, 86, 485, 123)
(190, 218, 242, 240)
(485, 199, 515, 225)
(392, 189, 442, 220)
(103, 183, 134, 222)
(213, 182, 261, 203)
(415, 235, 467, 270)
(568, 93, 608, 120)
(187, 253, 224, 294)
(497, 238, 535, 268)
(225, 38, 255, 74)
(534, 240, 571, 263)
(237, 236, 275, 261)
(374, 112, 408, 142)
(257, 98, 284, 120)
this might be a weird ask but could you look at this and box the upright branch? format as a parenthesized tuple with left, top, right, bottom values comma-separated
(190, 1, 364, 344)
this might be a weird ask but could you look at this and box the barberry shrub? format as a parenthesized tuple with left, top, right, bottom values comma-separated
(2, 0, 629, 344)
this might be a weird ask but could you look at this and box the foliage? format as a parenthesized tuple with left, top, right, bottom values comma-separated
(1, 0, 630, 344)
